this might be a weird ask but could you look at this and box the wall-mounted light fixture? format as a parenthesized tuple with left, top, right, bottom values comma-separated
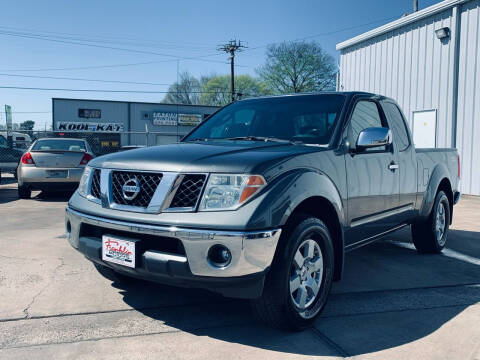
(435, 27, 450, 40)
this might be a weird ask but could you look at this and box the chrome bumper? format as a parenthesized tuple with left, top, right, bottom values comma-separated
(65, 207, 281, 277)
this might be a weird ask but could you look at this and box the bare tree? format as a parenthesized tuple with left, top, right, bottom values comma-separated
(163, 71, 201, 105)
(258, 41, 337, 94)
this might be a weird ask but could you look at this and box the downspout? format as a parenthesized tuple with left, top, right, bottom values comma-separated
(451, 4, 462, 148)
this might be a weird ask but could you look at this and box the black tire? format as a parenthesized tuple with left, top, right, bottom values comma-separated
(18, 184, 31, 199)
(251, 215, 334, 330)
(412, 190, 450, 253)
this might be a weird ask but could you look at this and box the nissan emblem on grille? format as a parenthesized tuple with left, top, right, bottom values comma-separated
(122, 178, 141, 200)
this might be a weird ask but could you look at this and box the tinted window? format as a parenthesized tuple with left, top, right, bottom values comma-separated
(184, 95, 346, 145)
(32, 139, 87, 152)
(349, 101, 386, 152)
(382, 102, 410, 151)
(0, 136, 7, 148)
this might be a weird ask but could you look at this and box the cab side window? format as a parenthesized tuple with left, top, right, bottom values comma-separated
(382, 102, 410, 151)
(349, 101, 386, 152)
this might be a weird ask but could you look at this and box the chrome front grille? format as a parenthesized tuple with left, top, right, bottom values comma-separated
(90, 169, 101, 199)
(169, 174, 207, 209)
(111, 171, 163, 208)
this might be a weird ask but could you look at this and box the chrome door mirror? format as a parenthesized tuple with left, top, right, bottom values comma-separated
(355, 127, 392, 151)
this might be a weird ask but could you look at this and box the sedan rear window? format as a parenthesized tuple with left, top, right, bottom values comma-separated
(32, 139, 87, 152)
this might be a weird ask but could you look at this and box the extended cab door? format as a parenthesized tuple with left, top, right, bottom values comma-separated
(381, 100, 417, 223)
(344, 98, 400, 246)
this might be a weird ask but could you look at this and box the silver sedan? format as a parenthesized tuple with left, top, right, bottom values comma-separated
(17, 138, 94, 199)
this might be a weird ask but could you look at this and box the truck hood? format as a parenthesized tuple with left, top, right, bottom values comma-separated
(90, 141, 325, 174)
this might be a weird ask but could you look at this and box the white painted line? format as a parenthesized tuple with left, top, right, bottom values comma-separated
(388, 241, 480, 266)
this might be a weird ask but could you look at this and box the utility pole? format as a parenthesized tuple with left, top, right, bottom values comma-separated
(413, 0, 418, 12)
(218, 40, 247, 102)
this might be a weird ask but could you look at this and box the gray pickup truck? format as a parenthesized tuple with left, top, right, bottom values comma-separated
(65, 92, 460, 330)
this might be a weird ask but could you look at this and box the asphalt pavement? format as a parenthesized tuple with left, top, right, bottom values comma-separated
(0, 173, 479, 359)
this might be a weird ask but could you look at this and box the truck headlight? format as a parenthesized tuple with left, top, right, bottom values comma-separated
(78, 166, 92, 198)
(199, 174, 266, 211)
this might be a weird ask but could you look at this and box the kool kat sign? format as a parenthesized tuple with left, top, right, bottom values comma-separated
(57, 122, 124, 132)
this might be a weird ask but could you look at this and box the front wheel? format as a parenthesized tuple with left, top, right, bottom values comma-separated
(412, 190, 450, 253)
(251, 216, 334, 330)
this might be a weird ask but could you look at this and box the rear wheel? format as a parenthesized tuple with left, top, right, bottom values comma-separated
(18, 184, 31, 199)
(412, 190, 450, 253)
(251, 216, 334, 330)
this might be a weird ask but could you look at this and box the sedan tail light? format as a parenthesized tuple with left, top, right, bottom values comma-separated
(80, 153, 93, 165)
(21, 152, 35, 165)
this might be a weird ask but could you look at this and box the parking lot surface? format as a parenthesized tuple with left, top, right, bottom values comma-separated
(1, 174, 479, 359)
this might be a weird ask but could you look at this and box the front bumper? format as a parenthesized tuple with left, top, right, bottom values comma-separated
(65, 207, 281, 298)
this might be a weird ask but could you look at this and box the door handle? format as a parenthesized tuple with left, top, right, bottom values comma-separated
(388, 162, 399, 171)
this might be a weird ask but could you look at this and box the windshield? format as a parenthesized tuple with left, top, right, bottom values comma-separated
(184, 94, 345, 145)
(32, 139, 87, 152)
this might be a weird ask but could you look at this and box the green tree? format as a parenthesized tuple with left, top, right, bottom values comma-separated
(163, 71, 201, 105)
(20, 120, 35, 131)
(258, 41, 337, 94)
(200, 74, 270, 106)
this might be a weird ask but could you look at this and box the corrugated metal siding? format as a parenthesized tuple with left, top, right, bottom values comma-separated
(339, 1, 480, 195)
(339, 8, 455, 148)
(456, 0, 480, 195)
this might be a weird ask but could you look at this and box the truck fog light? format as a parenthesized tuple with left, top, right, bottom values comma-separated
(207, 245, 232, 268)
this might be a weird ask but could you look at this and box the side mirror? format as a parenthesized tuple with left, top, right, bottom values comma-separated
(355, 127, 392, 151)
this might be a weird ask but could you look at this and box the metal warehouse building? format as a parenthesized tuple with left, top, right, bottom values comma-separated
(337, 0, 480, 195)
(52, 98, 219, 155)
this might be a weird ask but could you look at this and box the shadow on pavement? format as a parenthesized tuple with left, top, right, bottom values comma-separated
(0, 188, 19, 204)
(32, 190, 75, 202)
(96, 225, 480, 357)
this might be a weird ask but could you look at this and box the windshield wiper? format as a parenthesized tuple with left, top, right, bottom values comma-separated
(226, 136, 298, 144)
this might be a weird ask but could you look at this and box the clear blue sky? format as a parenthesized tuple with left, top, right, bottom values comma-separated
(0, 0, 439, 129)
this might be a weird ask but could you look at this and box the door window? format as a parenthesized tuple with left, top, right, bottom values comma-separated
(349, 101, 386, 152)
(382, 102, 410, 151)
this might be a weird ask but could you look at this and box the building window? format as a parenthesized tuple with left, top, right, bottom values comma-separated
(78, 109, 101, 118)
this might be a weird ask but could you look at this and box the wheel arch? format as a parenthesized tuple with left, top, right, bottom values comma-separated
(284, 196, 344, 281)
(419, 164, 454, 224)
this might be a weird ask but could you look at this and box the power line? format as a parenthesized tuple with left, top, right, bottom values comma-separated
(0, 25, 217, 49)
(218, 40, 247, 102)
(0, 60, 184, 72)
(0, 73, 172, 86)
(0, 73, 231, 91)
(1, 111, 51, 113)
(0, 29, 228, 65)
(245, 15, 399, 51)
(0, 85, 232, 94)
